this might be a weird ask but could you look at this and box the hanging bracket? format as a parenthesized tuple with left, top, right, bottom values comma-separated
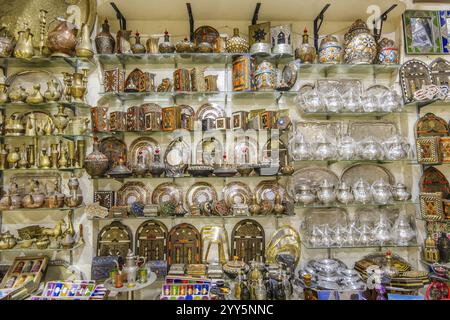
(186, 3, 194, 41)
(313, 4, 331, 52)
(372, 4, 397, 42)
(110, 2, 127, 30)
(252, 3, 261, 25)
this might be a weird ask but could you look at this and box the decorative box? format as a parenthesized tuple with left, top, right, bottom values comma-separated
(124, 69, 154, 93)
(232, 54, 254, 92)
(127, 106, 145, 132)
(168, 263, 186, 276)
(143, 72, 156, 92)
(248, 109, 264, 130)
(104, 68, 125, 93)
(420, 192, 445, 221)
(91, 256, 118, 281)
(141, 103, 162, 132)
(173, 68, 191, 92)
(162, 107, 181, 132)
(190, 68, 206, 92)
(180, 112, 194, 131)
(440, 136, 450, 163)
(0, 256, 48, 292)
(143, 204, 159, 217)
(416, 136, 441, 164)
(109, 205, 128, 218)
(109, 111, 127, 131)
(147, 260, 168, 278)
(186, 264, 207, 277)
(232, 111, 248, 130)
(232, 204, 249, 216)
(215, 117, 230, 130)
(205, 75, 218, 92)
(443, 199, 450, 220)
(91, 107, 109, 132)
(271, 24, 293, 55)
(202, 118, 215, 131)
(260, 111, 276, 129)
(94, 191, 115, 210)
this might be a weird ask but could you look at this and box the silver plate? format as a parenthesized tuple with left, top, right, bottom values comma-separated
(295, 121, 342, 145)
(347, 120, 398, 141)
(316, 79, 363, 96)
(287, 167, 339, 198)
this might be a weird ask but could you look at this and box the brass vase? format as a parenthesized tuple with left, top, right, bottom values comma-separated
(53, 105, 69, 134)
(75, 23, 94, 58)
(50, 143, 59, 169)
(70, 72, 86, 102)
(13, 28, 34, 59)
(7, 146, 20, 169)
(39, 148, 51, 169)
(0, 83, 8, 104)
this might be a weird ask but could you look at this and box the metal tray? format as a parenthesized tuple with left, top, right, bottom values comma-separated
(340, 163, 395, 186)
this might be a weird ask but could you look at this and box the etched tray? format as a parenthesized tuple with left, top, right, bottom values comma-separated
(287, 167, 339, 198)
(347, 121, 398, 141)
(116, 181, 151, 206)
(340, 163, 395, 186)
(128, 136, 160, 169)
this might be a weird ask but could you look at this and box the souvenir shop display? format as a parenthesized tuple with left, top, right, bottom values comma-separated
(31, 280, 107, 300)
(0, 256, 48, 293)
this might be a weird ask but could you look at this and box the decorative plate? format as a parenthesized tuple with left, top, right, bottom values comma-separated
(193, 25, 220, 51)
(255, 180, 288, 203)
(116, 181, 151, 206)
(186, 182, 218, 208)
(152, 182, 182, 205)
(99, 136, 127, 169)
(128, 136, 160, 169)
(196, 103, 224, 121)
(340, 163, 395, 186)
(287, 167, 339, 198)
(347, 121, 398, 141)
(223, 182, 252, 208)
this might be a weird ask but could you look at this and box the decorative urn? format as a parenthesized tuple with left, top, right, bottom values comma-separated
(159, 31, 175, 53)
(377, 37, 399, 65)
(226, 28, 249, 53)
(295, 28, 316, 63)
(343, 19, 377, 64)
(318, 35, 342, 64)
(95, 19, 115, 54)
(85, 137, 110, 177)
(47, 18, 78, 57)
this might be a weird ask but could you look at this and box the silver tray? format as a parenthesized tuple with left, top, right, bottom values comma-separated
(347, 120, 398, 141)
(287, 167, 339, 198)
(340, 163, 395, 186)
(116, 181, 151, 206)
(316, 79, 363, 96)
(223, 181, 252, 208)
(128, 136, 160, 169)
(304, 208, 349, 230)
(151, 182, 182, 205)
(295, 121, 342, 144)
(10, 172, 62, 196)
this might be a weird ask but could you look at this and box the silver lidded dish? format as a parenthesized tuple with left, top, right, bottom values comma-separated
(187, 165, 214, 177)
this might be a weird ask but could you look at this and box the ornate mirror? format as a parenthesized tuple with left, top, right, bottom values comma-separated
(97, 221, 132, 258)
(168, 223, 201, 266)
(400, 59, 433, 103)
(231, 219, 265, 263)
(135, 220, 168, 262)
(430, 57, 450, 87)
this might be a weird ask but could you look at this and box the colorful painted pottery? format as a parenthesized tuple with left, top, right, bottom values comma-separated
(295, 28, 316, 63)
(95, 19, 115, 54)
(377, 38, 399, 65)
(254, 60, 276, 91)
(226, 28, 249, 53)
(319, 35, 342, 64)
(344, 19, 377, 64)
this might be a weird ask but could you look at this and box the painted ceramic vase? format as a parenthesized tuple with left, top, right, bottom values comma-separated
(344, 19, 377, 64)
(377, 37, 399, 65)
(254, 60, 276, 91)
(319, 35, 342, 64)
(295, 28, 316, 63)
(85, 138, 109, 177)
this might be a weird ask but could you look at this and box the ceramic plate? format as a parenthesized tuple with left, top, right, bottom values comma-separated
(116, 181, 151, 206)
(255, 180, 287, 203)
(287, 167, 339, 198)
(186, 182, 218, 208)
(223, 182, 252, 208)
(340, 163, 395, 186)
(151, 182, 182, 205)
(128, 137, 160, 168)
(99, 136, 127, 169)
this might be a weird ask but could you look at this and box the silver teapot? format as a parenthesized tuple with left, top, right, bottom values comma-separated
(314, 134, 336, 160)
(382, 135, 410, 161)
(352, 178, 372, 204)
(296, 184, 316, 205)
(317, 179, 336, 205)
(336, 182, 354, 204)
(338, 135, 356, 160)
(358, 137, 384, 160)
(392, 183, 411, 201)
(289, 131, 312, 160)
(371, 179, 392, 205)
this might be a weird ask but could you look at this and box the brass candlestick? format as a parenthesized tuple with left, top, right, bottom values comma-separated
(50, 143, 59, 169)
(27, 145, 36, 168)
(76, 139, 85, 168)
(38, 9, 48, 57)
(67, 140, 75, 167)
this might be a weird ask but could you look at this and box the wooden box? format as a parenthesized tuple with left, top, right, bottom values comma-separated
(162, 107, 181, 132)
(109, 111, 127, 132)
(416, 136, 441, 164)
(91, 107, 109, 132)
(127, 106, 145, 132)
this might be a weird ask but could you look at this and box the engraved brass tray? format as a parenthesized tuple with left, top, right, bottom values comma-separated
(223, 181, 252, 208)
(116, 181, 151, 206)
(151, 182, 182, 205)
(186, 182, 217, 209)
(255, 180, 288, 203)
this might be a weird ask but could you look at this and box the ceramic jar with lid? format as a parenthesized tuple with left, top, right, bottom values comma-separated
(344, 19, 377, 64)
(378, 37, 399, 65)
(295, 28, 316, 63)
(159, 31, 175, 53)
(226, 28, 249, 53)
(318, 35, 342, 64)
(95, 19, 115, 54)
(254, 60, 277, 91)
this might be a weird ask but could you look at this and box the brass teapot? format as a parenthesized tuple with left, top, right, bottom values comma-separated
(0, 231, 17, 249)
(14, 28, 34, 59)
(44, 80, 62, 102)
(8, 85, 27, 103)
(26, 84, 45, 104)
(22, 179, 45, 208)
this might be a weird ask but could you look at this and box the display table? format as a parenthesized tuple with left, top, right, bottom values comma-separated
(104, 272, 157, 300)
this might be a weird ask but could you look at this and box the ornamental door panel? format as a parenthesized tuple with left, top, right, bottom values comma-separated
(231, 219, 265, 263)
(97, 221, 132, 258)
(168, 223, 201, 266)
(136, 220, 168, 262)
(400, 59, 432, 103)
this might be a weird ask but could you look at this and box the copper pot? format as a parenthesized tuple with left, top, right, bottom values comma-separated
(47, 18, 78, 57)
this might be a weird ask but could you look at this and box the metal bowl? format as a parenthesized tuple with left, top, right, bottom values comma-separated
(187, 165, 214, 177)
